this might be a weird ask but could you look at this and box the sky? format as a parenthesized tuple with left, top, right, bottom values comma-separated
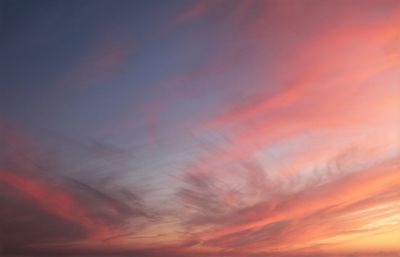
(1, 0, 400, 256)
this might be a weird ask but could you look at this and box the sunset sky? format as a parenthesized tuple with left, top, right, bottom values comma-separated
(1, 0, 400, 256)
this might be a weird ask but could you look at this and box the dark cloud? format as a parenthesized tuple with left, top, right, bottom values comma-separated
(0, 188, 86, 254)
(0, 124, 150, 254)
(64, 176, 150, 221)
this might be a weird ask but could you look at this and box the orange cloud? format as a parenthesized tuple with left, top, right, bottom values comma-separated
(3, 1, 400, 256)
(172, 1, 400, 254)
(178, 157, 400, 252)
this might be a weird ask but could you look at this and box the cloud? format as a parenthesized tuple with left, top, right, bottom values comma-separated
(2, 1, 400, 256)
(60, 34, 134, 90)
(174, 0, 226, 24)
(0, 124, 150, 254)
(176, 155, 400, 252)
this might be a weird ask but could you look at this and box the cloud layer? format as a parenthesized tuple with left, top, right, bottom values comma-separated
(1, 1, 400, 256)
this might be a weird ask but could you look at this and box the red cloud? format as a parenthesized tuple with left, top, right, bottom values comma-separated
(0, 170, 114, 240)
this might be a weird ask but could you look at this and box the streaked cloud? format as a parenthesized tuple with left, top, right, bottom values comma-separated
(1, 1, 399, 257)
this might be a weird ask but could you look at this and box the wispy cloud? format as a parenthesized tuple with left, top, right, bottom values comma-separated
(60, 34, 134, 90)
(2, 0, 400, 256)
(0, 124, 150, 253)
